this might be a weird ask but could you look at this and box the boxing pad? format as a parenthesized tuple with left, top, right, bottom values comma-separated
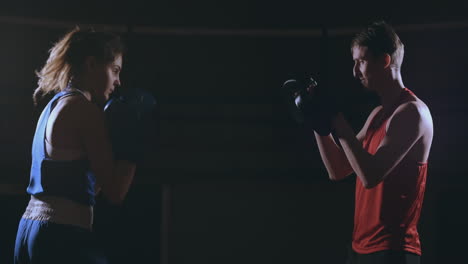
(104, 88, 158, 163)
(282, 77, 338, 136)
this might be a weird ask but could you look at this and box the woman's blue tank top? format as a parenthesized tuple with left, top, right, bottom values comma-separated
(27, 91, 96, 206)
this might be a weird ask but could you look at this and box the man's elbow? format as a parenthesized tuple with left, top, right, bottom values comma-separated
(361, 175, 380, 189)
(328, 167, 353, 181)
(328, 172, 347, 181)
(362, 181, 376, 189)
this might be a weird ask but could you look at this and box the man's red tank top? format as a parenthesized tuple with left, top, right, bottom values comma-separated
(352, 88, 427, 256)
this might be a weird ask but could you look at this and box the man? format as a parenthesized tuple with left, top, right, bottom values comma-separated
(315, 21, 433, 264)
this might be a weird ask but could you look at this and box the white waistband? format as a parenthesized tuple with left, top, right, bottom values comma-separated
(22, 195, 93, 231)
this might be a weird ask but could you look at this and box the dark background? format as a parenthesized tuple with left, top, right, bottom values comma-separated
(1, 1, 467, 263)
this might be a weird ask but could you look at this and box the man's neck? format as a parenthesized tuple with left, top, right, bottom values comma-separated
(375, 72, 405, 111)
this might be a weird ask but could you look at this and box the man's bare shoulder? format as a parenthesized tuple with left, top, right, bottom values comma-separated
(398, 95, 432, 121)
(392, 96, 433, 136)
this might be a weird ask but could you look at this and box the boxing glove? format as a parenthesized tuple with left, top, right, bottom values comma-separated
(282, 77, 338, 136)
(104, 88, 158, 162)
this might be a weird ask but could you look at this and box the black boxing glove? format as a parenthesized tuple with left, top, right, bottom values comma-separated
(282, 77, 338, 136)
(104, 88, 158, 163)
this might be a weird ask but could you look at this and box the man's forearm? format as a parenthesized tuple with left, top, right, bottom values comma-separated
(314, 131, 353, 180)
(333, 114, 377, 188)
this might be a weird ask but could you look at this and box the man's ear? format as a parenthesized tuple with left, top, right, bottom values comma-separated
(383, 53, 391, 68)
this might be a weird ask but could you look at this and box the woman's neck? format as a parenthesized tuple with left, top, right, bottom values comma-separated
(67, 80, 92, 101)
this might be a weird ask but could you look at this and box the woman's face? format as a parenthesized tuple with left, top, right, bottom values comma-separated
(88, 54, 122, 105)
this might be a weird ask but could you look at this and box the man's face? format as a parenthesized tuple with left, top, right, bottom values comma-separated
(352, 46, 379, 90)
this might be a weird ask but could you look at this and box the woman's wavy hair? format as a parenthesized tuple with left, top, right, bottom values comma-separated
(33, 26, 124, 105)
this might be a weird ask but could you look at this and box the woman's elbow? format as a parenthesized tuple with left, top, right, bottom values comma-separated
(102, 189, 126, 206)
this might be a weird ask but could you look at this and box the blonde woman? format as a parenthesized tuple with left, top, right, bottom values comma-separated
(14, 27, 137, 264)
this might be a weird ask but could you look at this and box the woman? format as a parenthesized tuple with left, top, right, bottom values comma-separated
(14, 27, 136, 264)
